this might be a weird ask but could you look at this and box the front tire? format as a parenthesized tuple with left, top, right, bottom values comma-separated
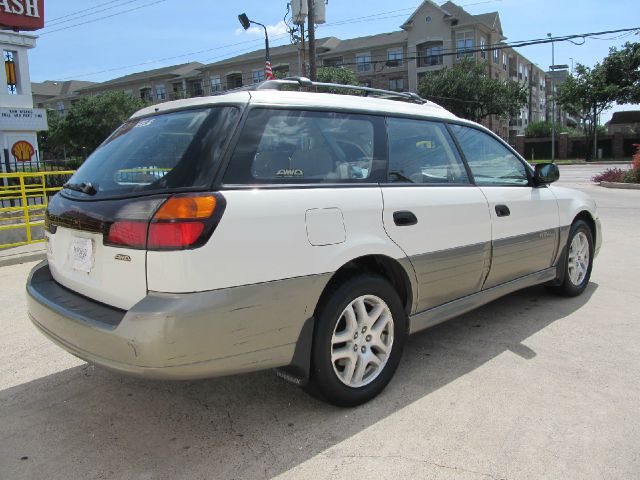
(550, 220, 594, 297)
(306, 274, 407, 407)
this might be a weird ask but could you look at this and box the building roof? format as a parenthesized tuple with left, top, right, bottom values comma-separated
(401, 0, 453, 30)
(473, 12, 499, 30)
(31, 80, 96, 97)
(318, 31, 408, 56)
(203, 38, 339, 69)
(78, 62, 204, 90)
(607, 111, 640, 125)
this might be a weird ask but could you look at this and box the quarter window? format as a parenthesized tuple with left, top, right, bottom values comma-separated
(224, 109, 385, 184)
(388, 118, 470, 185)
(450, 124, 529, 186)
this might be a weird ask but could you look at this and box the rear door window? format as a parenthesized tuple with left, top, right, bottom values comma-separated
(387, 118, 470, 184)
(63, 106, 240, 199)
(223, 109, 386, 184)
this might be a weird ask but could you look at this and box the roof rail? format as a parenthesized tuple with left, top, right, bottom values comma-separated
(252, 77, 428, 104)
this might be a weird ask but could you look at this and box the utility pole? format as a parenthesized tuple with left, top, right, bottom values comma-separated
(300, 22, 307, 77)
(308, 0, 317, 81)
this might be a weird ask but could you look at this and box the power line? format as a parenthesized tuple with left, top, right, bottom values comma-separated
(40, 0, 170, 36)
(47, 0, 133, 23)
(60, 34, 292, 80)
(45, 0, 150, 29)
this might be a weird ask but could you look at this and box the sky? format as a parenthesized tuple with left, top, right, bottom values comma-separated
(27, 0, 640, 122)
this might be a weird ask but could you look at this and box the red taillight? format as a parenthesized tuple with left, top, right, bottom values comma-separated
(104, 193, 225, 250)
(106, 221, 147, 248)
(147, 222, 205, 249)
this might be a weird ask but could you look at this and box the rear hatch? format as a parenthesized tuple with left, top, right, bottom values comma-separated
(45, 106, 240, 310)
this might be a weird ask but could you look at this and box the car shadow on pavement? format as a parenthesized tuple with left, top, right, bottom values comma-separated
(1, 283, 597, 480)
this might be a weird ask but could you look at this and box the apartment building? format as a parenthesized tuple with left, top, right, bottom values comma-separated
(42, 1, 547, 143)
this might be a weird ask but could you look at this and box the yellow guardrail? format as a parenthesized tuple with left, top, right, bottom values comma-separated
(0, 170, 76, 249)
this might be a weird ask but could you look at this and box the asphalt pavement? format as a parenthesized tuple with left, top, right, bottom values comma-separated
(1, 168, 638, 480)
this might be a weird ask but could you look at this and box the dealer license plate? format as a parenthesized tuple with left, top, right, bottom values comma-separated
(70, 237, 93, 273)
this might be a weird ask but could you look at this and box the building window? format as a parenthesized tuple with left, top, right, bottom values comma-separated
(273, 66, 289, 79)
(323, 57, 343, 67)
(480, 38, 486, 59)
(211, 76, 222, 91)
(187, 79, 203, 97)
(503, 53, 507, 71)
(387, 47, 403, 67)
(57, 102, 65, 115)
(252, 69, 265, 84)
(518, 64, 523, 80)
(389, 78, 404, 91)
(493, 48, 499, 64)
(455, 31, 473, 59)
(211, 75, 222, 92)
(140, 87, 153, 102)
(356, 53, 372, 73)
(155, 85, 166, 100)
(4, 50, 18, 94)
(420, 45, 443, 67)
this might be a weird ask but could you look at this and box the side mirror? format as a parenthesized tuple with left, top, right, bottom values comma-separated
(534, 163, 559, 185)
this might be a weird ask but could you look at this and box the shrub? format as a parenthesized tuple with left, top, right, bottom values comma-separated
(592, 168, 627, 182)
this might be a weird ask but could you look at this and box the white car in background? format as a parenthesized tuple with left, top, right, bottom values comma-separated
(27, 78, 601, 406)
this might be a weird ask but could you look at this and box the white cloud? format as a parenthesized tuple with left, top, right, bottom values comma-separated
(235, 20, 288, 37)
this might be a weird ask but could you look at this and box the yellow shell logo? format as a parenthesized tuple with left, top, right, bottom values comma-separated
(11, 141, 35, 162)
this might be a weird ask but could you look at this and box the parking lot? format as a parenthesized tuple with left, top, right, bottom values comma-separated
(1, 165, 639, 480)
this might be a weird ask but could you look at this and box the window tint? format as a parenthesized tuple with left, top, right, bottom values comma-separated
(450, 124, 529, 186)
(65, 107, 240, 199)
(224, 109, 385, 184)
(387, 118, 470, 184)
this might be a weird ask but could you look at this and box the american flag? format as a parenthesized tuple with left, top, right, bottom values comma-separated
(265, 56, 275, 80)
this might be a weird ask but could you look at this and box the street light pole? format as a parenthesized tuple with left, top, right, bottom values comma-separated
(238, 13, 274, 80)
(548, 33, 555, 162)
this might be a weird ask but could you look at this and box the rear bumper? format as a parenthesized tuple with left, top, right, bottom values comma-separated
(27, 261, 329, 380)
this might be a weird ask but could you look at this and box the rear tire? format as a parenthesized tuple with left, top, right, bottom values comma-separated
(549, 220, 594, 297)
(306, 274, 407, 407)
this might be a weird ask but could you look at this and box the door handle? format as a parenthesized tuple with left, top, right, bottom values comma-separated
(393, 211, 418, 226)
(495, 204, 510, 217)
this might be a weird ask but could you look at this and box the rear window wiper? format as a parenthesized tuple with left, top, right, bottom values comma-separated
(63, 182, 97, 195)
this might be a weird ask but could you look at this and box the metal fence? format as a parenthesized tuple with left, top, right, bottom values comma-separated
(0, 170, 75, 249)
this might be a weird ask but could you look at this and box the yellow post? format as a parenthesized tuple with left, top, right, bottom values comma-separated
(19, 174, 32, 243)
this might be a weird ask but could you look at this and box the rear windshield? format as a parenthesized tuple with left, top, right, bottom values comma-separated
(63, 106, 239, 199)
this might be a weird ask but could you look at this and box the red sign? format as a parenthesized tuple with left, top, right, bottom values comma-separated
(12, 140, 35, 162)
(0, 0, 44, 31)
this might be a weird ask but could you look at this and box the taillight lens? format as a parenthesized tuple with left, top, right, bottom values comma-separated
(106, 221, 148, 248)
(105, 193, 225, 250)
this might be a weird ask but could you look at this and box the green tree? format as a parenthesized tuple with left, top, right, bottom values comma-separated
(557, 63, 618, 160)
(417, 59, 528, 122)
(601, 41, 640, 104)
(524, 121, 569, 138)
(315, 67, 361, 94)
(43, 91, 148, 159)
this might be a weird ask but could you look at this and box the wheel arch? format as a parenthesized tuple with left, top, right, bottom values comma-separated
(275, 254, 417, 386)
(314, 254, 416, 319)
(573, 210, 597, 246)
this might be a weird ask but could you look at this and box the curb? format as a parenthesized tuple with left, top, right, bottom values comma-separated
(600, 181, 640, 190)
(0, 250, 46, 268)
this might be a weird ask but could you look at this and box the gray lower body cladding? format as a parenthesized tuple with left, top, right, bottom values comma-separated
(27, 261, 331, 380)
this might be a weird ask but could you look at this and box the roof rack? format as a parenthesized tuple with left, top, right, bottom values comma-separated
(251, 77, 428, 105)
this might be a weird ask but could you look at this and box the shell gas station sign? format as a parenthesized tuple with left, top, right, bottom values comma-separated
(0, 0, 44, 31)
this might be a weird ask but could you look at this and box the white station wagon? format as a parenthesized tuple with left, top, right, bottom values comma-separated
(27, 78, 601, 406)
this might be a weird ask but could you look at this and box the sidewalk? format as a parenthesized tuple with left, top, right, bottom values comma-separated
(0, 243, 46, 268)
